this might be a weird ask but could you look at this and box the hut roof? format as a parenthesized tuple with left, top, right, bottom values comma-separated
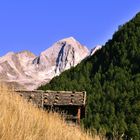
(15, 90, 86, 106)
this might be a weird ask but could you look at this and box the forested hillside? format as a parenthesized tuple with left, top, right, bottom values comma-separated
(39, 12, 140, 140)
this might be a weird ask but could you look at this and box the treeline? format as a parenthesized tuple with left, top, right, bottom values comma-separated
(39, 12, 140, 140)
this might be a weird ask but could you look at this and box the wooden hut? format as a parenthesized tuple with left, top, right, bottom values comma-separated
(15, 90, 86, 124)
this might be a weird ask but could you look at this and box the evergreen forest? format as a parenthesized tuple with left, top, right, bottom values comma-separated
(39, 12, 140, 140)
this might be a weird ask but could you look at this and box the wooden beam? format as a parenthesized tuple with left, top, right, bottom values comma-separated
(41, 92, 44, 108)
(77, 107, 81, 125)
(83, 91, 86, 105)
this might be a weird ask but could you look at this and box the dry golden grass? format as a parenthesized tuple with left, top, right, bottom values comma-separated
(0, 83, 100, 140)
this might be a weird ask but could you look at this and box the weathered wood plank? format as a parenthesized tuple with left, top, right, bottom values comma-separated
(15, 90, 86, 124)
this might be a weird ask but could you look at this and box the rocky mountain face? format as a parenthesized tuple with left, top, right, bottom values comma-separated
(0, 37, 90, 90)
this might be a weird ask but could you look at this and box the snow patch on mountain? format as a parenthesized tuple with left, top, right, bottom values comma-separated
(90, 45, 102, 56)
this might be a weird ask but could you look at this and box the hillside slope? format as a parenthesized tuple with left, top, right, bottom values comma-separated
(39, 12, 140, 139)
(0, 83, 100, 140)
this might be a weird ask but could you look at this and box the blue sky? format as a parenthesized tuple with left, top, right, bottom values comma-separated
(0, 0, 140, 56)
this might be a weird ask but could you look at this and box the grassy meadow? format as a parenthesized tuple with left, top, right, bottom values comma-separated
(0, 83, 100, 140)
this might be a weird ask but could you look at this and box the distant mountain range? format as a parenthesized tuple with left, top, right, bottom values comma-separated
(0, 37, 101, 89)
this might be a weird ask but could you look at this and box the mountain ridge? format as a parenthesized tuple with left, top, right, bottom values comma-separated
(0, 37, 93, 90)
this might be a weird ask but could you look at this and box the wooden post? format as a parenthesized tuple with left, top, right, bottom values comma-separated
(77, 107, 81, 125)
(41, 92, 44, 108)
